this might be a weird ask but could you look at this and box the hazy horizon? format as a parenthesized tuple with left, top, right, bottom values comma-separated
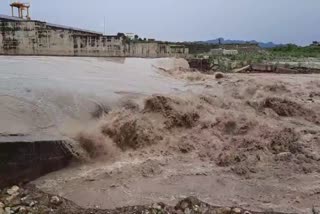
(0, 0, 319, 45)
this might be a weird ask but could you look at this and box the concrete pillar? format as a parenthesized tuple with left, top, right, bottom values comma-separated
(19, 8, 22, 18)
(11, 6, 14, 17)
(27, 8, 30, 19)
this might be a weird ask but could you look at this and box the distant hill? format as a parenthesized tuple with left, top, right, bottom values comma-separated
(200, 38, 281, 48)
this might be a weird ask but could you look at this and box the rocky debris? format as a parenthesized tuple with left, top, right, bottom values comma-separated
(17, 206, 27, 213)
(29, 200, 37, 207)
(50, 196, 62, 206)
(275, 67, 299, 74)
(0, 202, 3, 214)
(173, 197, 289, 214)
(6, 186, 19, 196)
(4, 207, 10, 214)
(0, 185, 297, 214)
(291, 67, 320, 74)
(215, 72, 224, 79)
(313, 207, 320, 214)
(0, 185, 61, 214)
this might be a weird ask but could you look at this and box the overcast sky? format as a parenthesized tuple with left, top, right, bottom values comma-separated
(1, 0, 319, 45)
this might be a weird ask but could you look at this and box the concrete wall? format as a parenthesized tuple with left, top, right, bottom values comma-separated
(0, 140, 72, 188)
(219, 44, 260, 53)
(0, 18, 189, 58)
(210, 48, 239, 56)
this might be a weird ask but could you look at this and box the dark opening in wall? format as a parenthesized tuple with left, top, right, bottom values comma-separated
(0, 140, 72, 188)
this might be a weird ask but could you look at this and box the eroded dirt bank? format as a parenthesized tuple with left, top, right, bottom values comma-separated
(33, 69, 320, 214)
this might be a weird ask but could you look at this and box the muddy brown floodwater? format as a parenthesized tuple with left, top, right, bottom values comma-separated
(1, 56, 320, 213)
(0, 56, 190, 141)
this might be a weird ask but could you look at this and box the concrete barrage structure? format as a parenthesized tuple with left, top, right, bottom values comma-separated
(219, 43, 260, 53)
(0, 15, 189, 57)
(210, 48, 239, 56)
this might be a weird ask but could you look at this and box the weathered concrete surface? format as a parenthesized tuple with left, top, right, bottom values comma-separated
(0, 15, 188, 57)
(0, 140, 72, 188)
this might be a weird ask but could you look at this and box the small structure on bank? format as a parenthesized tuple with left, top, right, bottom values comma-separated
(210, 48, 239, 56)
(10, 1, 31, 20)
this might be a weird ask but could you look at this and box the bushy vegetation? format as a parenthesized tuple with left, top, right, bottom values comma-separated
(228, 52, 269, 64)
(206, 52, 271, 72)
(183, 43, 220, 54)
(190, 43, 320, 72)
(270, 44, 320, 58)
